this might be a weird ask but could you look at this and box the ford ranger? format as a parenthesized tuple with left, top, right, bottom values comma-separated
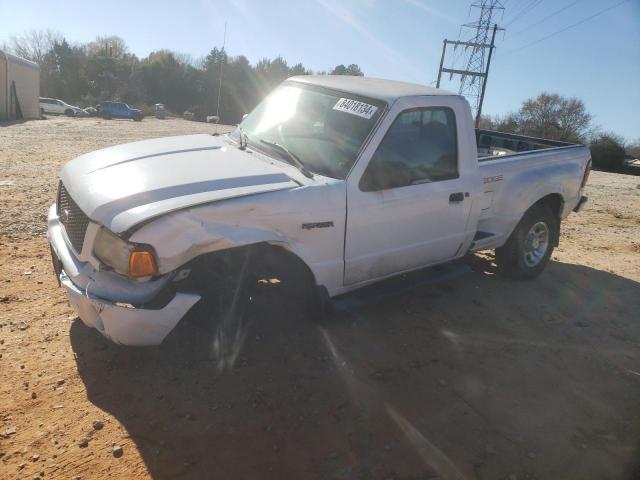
(47, 75, 591, 347)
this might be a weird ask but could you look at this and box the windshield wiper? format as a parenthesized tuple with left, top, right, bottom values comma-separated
(259, 139, 313, 178)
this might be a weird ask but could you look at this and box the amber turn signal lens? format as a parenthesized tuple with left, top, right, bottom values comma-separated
(128, 249, 158, 278)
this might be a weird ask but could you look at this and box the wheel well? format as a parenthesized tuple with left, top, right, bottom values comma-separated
(250, 243, 317, 285)
(532, 193, 564, 219)
(529, 193, 563, 246)
(183, 242, 318, 296)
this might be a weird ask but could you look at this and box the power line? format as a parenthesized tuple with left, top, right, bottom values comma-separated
(503, 0, 543, 27)
(507, 0, 543, 26)
(506, 0, 528, 10)
(510, 0, 582, 37)
(506, 0, 631, 54)
(497, 0, 580, 47)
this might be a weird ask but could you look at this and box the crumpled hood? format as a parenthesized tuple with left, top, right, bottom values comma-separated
(60, 134, 299, 233)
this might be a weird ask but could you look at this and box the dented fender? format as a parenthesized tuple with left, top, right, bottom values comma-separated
(130, 212, 293, 273)
(128, 182, 348, 295)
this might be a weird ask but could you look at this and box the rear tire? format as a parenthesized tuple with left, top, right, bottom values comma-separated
(495, 205, 557, 279)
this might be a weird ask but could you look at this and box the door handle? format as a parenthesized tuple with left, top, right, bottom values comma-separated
(449, 192, 465, 203)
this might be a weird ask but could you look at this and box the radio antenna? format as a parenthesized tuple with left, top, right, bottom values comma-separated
(215, 21, 227, 134)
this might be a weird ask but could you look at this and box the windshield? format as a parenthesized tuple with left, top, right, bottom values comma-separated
(230, 82, 385, 179)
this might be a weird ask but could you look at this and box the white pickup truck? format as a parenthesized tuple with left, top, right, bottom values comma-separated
(47, 75, 591, 347)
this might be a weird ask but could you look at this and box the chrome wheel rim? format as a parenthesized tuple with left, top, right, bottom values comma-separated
(523, 221, 549, 267)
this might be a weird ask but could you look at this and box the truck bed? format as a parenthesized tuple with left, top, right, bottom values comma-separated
(470, 129, 591, 253)
(476, 129, 579, 159)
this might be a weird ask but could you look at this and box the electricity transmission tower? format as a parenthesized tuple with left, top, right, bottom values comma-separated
(436, 1, 504, 126)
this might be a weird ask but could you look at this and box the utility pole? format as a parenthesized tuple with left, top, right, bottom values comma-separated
(436, 1, 504, 126)
(101, 42, 112, 99)
(475, 24, 497, 126)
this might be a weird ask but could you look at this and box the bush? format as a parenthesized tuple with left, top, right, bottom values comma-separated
(589, 133, 626, 172)
(627, 140, 640, 160)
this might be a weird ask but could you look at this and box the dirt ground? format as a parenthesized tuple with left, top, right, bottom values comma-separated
(1, 116, 639, 480)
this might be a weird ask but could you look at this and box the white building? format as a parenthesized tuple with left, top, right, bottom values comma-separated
(0, 50, 40, 121)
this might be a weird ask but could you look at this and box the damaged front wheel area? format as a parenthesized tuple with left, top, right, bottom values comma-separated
(174, 244, 320, 369)
(181, 247, 254, 370)
(209, 250, 253, 371)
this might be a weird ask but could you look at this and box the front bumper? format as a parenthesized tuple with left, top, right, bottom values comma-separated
(47, 204, 200, 346)
(60, 271, 200, 346)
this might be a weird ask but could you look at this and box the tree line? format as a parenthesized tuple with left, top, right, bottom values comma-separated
(1, 30, 363, 124)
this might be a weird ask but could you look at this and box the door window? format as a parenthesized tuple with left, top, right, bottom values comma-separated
(360, 107, 458, 191)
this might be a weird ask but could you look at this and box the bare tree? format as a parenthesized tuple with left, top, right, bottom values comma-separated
(85, 36, 129, 58)
(476, 114, 494, 130)
(518, 93, 591, 142)
(4, 29, 62, 64)
(173, 52, 201, 68)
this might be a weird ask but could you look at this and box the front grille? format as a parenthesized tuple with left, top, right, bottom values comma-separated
(57, 181, 90, 253)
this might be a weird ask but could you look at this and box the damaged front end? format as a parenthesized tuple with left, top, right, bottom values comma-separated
(47, 203, 200, 346)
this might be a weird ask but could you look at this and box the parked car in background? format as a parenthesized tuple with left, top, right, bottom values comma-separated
(154, 103, 167, 119)
(83, 106, 97, 117)
(96, 101, 143, 121)
(183, 105, 211, 122)
(40, 97, 83, 117)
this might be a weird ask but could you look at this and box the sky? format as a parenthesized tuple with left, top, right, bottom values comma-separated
(1, 0, 638, 140)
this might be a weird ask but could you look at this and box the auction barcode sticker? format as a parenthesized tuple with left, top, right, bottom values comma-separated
(333, 98, 378, 119)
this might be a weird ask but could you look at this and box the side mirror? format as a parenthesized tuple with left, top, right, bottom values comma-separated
(242, 113, 249, 121)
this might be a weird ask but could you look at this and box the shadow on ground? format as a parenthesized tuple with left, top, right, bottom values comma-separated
(70, 257, 640, 480)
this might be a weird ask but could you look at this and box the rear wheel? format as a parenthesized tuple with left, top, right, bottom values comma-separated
(495, 205, 557, 279)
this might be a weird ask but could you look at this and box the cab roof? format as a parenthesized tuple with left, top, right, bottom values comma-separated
(287, 75, 457, 104)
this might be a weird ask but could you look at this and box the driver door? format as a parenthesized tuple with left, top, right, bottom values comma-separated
(344, 98, 474, 285)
